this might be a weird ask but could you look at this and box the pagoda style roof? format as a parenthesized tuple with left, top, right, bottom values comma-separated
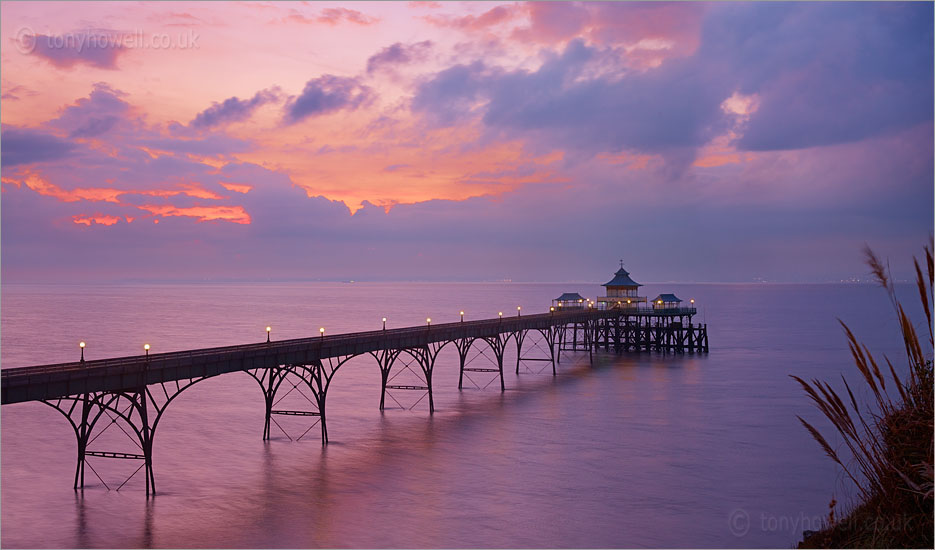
(603, 267, 642, 288)
(555, 292, 585, 302)
(652, 293, 682, 303)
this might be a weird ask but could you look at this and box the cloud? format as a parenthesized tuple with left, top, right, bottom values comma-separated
(700, 3, 934, 151)
(511, 2, 589, 43)
(190, 88, 281, 128)
(284, 75, 373, 124)
(413, 40, 729, 168)
(366, 41, 433, 74)
(141, 134, 253, 156)
(424, 5, 520, 32)
(0, 84, 40, 101)
(0, 127, 75, 166)
(411, 61, 488, 126)
(51, 83, 131, 138)
(412, 1, 933, 173)
(27, 31, 127, 69)
(285, 7, 379, 26)
(318, 7, 378, 26)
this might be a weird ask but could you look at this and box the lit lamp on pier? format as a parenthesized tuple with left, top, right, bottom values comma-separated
(79, 341, 86, 362)
(550, 306, 555, 315)
(460, 311, 464, 322)
(144, 343, 150, 357)
(517, 306, 521, 317)
(498, 312, 503, 321)
(266, 326, 272, 342)
(426, 317, 431, 328)
(320, 327, 325, 339)
(382, 317, 387, 330)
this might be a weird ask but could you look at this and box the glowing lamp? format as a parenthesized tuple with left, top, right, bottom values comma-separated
(79, 341, 86, 362)
(266, 326, 272, 342)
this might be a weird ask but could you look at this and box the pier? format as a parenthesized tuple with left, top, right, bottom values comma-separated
(1, 305, 707, 494)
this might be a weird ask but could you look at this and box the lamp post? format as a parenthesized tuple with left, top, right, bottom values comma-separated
(144, 343, 150, 357)
(426, 317, 431, 328)
(498, 312, 503, 322)
(550, 306, 554, 316)
(320, 327, 325, 340)
(382, 317, 387, 331)
(266, 326, 271, 342)
(517, 306, 521, 317)
(460, 311, 464, 323)
(79, 341, 86, 363)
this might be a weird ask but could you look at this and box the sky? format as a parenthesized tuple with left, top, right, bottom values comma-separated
(1, 1, 932, 283)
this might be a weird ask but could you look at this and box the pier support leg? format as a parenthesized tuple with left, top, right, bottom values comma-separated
(456, 338, 471, 390)
(514, 330, 525, 374)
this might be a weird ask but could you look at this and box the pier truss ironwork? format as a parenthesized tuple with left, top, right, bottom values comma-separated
(4, 307, 707, 494)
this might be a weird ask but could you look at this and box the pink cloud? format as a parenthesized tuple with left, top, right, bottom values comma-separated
(284, 7, 379, 26)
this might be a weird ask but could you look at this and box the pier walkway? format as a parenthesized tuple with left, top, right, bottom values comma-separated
(1, 306, 707, 494)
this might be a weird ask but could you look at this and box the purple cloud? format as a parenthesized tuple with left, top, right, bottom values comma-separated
(411, 61, 487, 127)
(27, 31, 127, 69)
(284, 75, 373, 124)
(190, 88, 281, 129)
(412, 2, 933, 171)
(0, 127, 75, 166)
(706, 3, 935, 150)
(414, 41, 729, 168)
(366, 41, 433, 74)
(52, 83, 131, 138)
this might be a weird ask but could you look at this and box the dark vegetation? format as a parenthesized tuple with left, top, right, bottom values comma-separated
(796, 242, 933, 549)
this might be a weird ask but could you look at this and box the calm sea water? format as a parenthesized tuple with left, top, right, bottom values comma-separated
(0, 282, 921, 548)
